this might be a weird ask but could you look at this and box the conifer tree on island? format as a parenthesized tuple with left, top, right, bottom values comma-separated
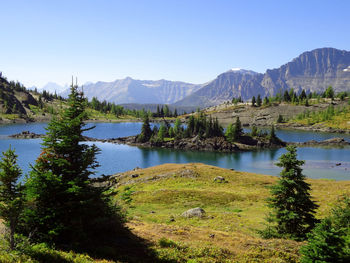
(262, 145, 318, 240)
(23, 82, 119, 250)
(0, 147, 24, 250)
(138, 114, 152, 142)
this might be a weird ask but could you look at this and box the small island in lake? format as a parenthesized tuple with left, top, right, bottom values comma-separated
(115, 113, 286, 152)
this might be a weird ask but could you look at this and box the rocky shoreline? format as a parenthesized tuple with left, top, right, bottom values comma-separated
(290, 137, 350, 147)
(274, 123, 350, 134)
(107, 135, 286, 152)
(8, 131, 43, 139)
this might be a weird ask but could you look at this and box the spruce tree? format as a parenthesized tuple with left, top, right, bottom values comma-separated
(263, 146, 318, 240)
(24, 83, 118, 249)
(173, 118, 182, 138)
(225, 123, 234, 143)
(257, 94, 262, 107)
(233, 117, 243, 141)
(251, 96, 256, 107)
(0, 147, 24, 250)
(138, 115, 152, 142)
(300, 195, 350, 262)
(157, 124, 167, 141)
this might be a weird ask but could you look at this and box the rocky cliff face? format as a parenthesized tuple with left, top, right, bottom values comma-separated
(70, 77, 203, 105)
(175, 48, 350, 107)
(0, 76, 38, 116)
(262, 48, 350, 95)
(174, 69, 264, 107)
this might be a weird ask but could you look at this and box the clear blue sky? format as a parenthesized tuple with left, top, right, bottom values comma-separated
(0, 0, 349, 88)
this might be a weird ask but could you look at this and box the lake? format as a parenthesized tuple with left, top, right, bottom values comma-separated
(0, 122, 349, 180)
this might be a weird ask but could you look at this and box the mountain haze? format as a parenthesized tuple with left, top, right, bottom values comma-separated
(61, 77, 203, 105)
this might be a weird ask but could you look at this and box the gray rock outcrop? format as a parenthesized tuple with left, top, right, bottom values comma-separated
(182, 207, 206, 218)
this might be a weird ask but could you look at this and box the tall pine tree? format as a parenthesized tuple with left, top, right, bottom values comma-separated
(0, 147, 24, 250)
(24, 83, 119, 249)
(262, 146, 318, 240)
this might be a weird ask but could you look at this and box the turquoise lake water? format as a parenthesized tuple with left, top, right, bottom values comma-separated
(0, 122, 349, 180)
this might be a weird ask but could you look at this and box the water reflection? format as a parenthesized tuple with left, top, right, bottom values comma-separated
(0, 123, 349, 180)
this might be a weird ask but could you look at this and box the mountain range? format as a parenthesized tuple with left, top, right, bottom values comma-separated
(42, 47, 350, 108)
(60, 78, 203, 105)
(175, 48, 350, 107)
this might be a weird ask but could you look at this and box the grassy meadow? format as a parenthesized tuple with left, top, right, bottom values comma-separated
(0, 163, 349, 262)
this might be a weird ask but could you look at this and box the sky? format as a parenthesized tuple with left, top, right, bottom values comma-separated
(0, 0, 349, 88)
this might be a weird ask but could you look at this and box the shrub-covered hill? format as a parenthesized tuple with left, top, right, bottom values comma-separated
(112, 163, 350, 262)
(0, 74, 38, 119)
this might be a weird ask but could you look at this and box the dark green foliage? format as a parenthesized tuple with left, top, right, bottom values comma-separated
(262, 146, 318, 240)
(251, 96, 256, 107)
(269, 125, 277, 141)
(263, 97, 270, 106)
(300, 196, 350, 262)
(157, 124, 167, 141)
(225, 117, 243, 142)
(168, 127, 174, 138)
(232, 96, 243, 104)
(250, 125, 258, 137)
(183, 113, 222, 139)
(173, 118, 183, 139)
(300, 90, 307, 101)
(0, 147, 24, 250)
(138, 115, 153, 142)
(257, 94, 262, 107)
(277, 114, 284, 123)
(325, 86, 334, 99)
(234, 117, 243, 140)
(23, 84, 121, 250)
(225, 123, 235, 143)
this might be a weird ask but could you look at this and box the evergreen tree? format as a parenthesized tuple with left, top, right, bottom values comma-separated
(251, 96, 256, 107)
(251, 125, 258, 137)
(299, 89, 307, 101)
(187, 115, 195, 137)
(269, 125, 276, 140)
(138, 115, 152, 142)
(263, 146, 318, 240)
(277, 114, 284, 123)
(0, 147, 24, 250)
(23, 83, 119, 249)
(156, 105, 160, 117)
(168, 127, 174, 138)
(325, 86, 334, 100)
(225, 123, 234, 143)
(164, 105, 170, 117)
(263, 97, 269, 106)
(173, 118, 182, 138)
(157, 124, 167, 141)
(305, 98, 309, 107)
(300, 195, 350, 262)
(257, 94, 262, 107)
(233, 117, 243, 141)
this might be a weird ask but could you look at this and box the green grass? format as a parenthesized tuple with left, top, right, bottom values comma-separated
(289, 105, 350, 130)
(2, 163, 349, 262)
(113, 163, 350, 262)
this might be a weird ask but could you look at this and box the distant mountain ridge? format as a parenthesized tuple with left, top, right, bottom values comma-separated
(175, 48, 350, 107)
(59, 77, 203, 105)
(41, 47, 350, 108)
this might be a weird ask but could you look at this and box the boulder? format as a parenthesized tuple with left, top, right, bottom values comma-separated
(182, 207, 206, 218)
